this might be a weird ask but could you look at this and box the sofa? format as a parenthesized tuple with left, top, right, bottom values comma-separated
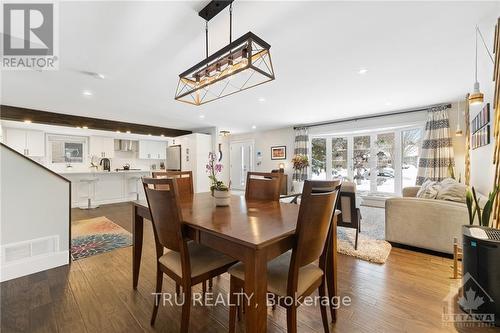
(385, 186, 468, 255)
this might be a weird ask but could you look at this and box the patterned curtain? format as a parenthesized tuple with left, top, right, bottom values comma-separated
(294, 127, 309, 181)
(416, 105, 455, 185)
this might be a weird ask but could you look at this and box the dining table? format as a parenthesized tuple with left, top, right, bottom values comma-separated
(131, 192, 338, 333)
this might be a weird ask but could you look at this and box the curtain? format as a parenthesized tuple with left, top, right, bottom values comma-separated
(294, 127, 309, 181)
(416, 105, 455, 185)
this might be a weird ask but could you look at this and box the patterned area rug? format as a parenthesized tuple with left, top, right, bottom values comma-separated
(337, 206, 392, 264)
(71, 217, 132, 261)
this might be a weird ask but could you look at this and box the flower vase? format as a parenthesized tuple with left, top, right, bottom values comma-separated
(214, 189, 231, 206)
(292, 180, 304, 194)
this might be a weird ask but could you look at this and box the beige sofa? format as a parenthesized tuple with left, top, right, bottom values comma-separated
(385, 186, 468, 254)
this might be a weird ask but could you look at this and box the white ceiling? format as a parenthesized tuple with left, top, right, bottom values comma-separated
(2, 1, 499, 134)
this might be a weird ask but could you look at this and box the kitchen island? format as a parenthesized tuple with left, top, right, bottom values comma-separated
(60, 170, 151, 208)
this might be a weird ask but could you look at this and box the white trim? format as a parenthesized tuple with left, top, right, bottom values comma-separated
(0, 250, 69, 282)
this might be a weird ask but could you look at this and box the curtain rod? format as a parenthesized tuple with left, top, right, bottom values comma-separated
(293, 103, 452, 130)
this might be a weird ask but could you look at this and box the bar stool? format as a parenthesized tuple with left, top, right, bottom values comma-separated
(79, 177, 100, 209)
(128, 176, 141, 201)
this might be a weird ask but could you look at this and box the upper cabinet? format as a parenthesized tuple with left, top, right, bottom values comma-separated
(138, 140, 166, 160)
(4, 128, 45, 157)
(89, 136, 115, 158)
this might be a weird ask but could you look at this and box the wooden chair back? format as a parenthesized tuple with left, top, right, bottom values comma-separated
(287, 180, 341, 295)
(142, 177, 185, 253)
(152, 171, 194, 199)
(336, 182, 360, 228)
(245, 172, 282, 201)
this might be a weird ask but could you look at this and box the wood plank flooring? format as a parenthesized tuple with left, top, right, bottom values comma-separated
(1, 202, 495, 332)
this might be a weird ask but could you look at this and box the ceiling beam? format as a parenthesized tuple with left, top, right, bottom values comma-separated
(0, 105, 192, 137)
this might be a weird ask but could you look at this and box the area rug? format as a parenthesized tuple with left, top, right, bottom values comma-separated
(337, 206, 391, 264)
(71, 217, 132, 261)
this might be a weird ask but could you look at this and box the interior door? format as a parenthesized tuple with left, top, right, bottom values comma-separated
(230, 141, 253, 190)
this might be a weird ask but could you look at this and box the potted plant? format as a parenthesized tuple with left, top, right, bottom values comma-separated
(206, 152, 231, 206)
(291, 154, 309, 193)
(466, 186, 499, 227)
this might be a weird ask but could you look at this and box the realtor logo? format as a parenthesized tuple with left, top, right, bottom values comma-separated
(2, 2, 58, 70)
(442, 272, 495, 328)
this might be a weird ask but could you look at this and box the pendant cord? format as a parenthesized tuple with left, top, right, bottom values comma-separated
(229, 3, 233, 43)
(205, 20, 209, 59)
(476, 26, 495, 64)
(475, 26, 478, 83)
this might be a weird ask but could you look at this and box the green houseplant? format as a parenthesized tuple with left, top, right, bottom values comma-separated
(466, 186, 499, 227)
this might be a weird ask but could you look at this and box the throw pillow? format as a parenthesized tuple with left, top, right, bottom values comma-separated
(436, 178, 466, 203)
(416, 179, 440, 199)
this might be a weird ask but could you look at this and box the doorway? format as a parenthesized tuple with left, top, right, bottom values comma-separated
(229, 140, 254, 190)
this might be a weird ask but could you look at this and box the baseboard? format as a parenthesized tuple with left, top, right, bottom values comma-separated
(1, 250, 69, 282)
(71, 196, 138, 208)
(388, 241, 453, 259)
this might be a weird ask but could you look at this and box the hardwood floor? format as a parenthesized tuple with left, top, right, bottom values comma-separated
(1, 202, 495, 332)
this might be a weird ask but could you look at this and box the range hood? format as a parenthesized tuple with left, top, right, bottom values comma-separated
(116, 139, 136, 152)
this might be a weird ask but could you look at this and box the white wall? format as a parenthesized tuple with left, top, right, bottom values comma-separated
(1, 145, 70, 281)
(230, 127, 295, 191)
(469, 20, 497, 196)
(448, 101, 466, 182)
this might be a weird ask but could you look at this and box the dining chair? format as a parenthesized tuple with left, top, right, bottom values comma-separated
(336, 181, 362, 250)
(245, 172, 282, 201)
(152, 171, 194, 200)
(142, 177, 237, 332)
(228, 179, 342, 333)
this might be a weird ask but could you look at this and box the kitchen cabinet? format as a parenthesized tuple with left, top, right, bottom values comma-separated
(4, 128, 45, 157)
(89, 136, 115, 158)
(138, 140, 166, 160)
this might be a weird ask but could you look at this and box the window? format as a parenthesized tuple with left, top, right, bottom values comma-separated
(353, 135, 371, 192)
(48, 135, 87, 165)
(375, 133, 395, 193)
(401, 128, 422, 188)
(331, 137, 348, 179)
(310, 126, 423, 195)
(311, 138, 326, 180)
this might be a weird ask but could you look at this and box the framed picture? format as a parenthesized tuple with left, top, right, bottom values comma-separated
(271, 146, 287, 160)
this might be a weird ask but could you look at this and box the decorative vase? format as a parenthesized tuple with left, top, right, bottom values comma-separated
(214, 189, 231, 206)
(292, 180, 304, 194)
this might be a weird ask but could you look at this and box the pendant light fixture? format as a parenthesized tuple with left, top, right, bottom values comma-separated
(469, 26, 495, 106)
(175, 0, 275, 106)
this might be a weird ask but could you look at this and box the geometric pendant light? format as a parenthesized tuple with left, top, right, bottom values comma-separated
(175, 1, 275, 106)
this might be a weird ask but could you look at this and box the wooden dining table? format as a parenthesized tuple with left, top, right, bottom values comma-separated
(132, 192, 338, 333)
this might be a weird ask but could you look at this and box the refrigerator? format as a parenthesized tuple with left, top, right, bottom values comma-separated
(166, 145, 181, 171)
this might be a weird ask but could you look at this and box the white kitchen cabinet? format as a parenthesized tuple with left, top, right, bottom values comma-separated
(5, 128, 45, 157)
(89, 136, 115, 158)
(138, 140, 166, 160)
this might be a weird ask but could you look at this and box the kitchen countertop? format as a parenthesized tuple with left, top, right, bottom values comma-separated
(58, 170, 152, 175)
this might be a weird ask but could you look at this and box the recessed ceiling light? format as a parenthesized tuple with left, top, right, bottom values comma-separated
(385, 101, 392, 106)
(116, 130, 121, 133)
(76, 126, 81, 129)
(160, 134, 165, 137)
(258, 97, 266, 103)
(82, 90, 93, 96)
(200, 114, 205, 119)
(82, 126, 88, 129)
(252, 125, 257, 129)
(126, 130, 131, 134)
(23, 119, 32, 124)
(148, 134, 152, 136)
(95, 73, 105, 79)
(358, 68, 368, 74)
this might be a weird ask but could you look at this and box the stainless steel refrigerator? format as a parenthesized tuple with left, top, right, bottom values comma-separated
(166, 145, 181, 171)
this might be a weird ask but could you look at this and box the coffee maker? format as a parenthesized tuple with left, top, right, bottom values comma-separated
(100, 158, 111, 172)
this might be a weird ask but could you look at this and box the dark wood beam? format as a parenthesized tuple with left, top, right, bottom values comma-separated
(0, 105, 191, 137)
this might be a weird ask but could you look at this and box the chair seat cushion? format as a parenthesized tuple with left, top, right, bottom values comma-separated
(159, 242, 236, 278)
(227, 251, 324, 297)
